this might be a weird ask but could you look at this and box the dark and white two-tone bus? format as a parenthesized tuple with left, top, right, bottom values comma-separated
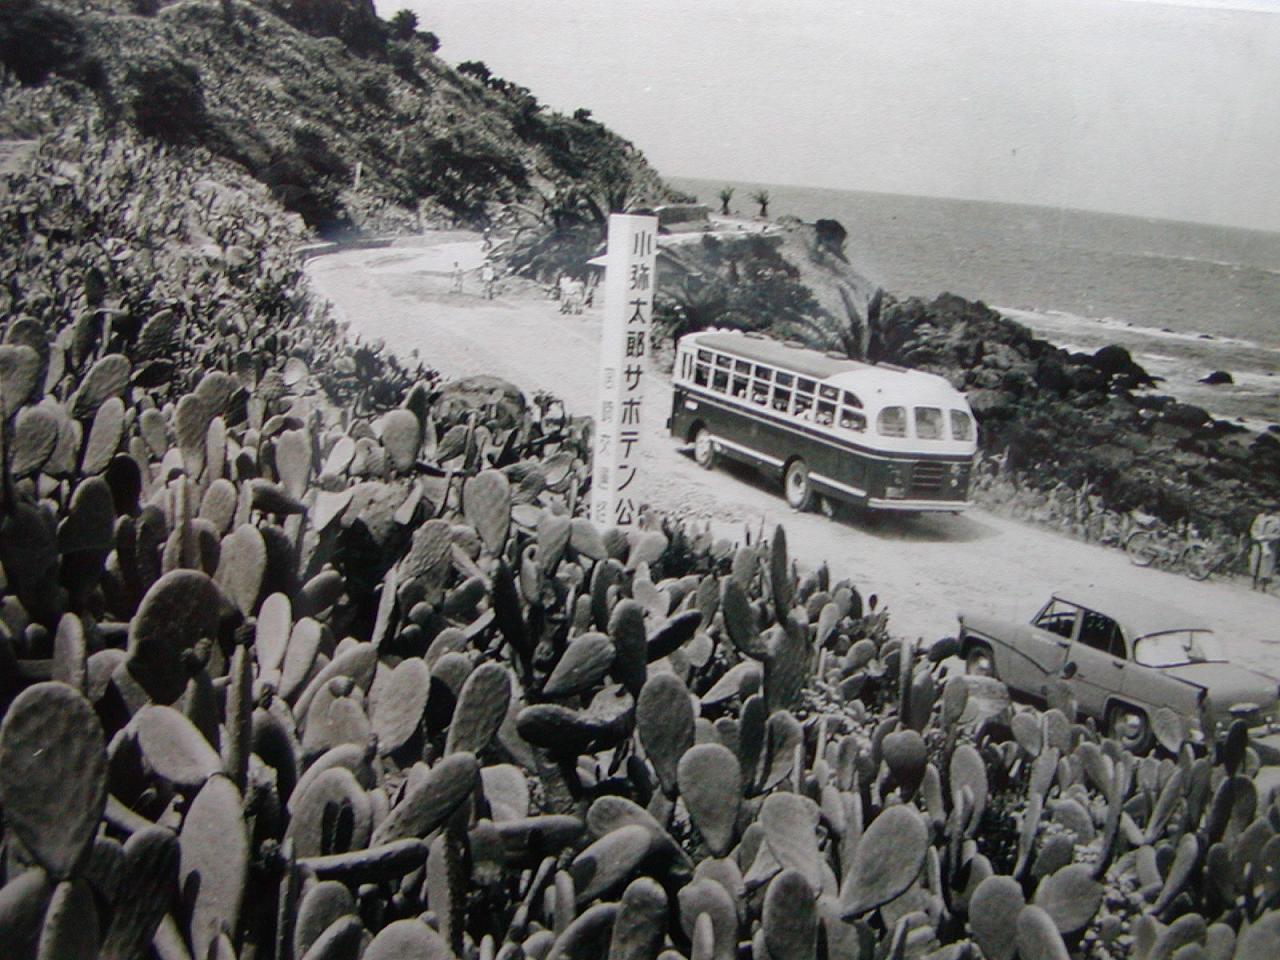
(668, 330, 978, 513)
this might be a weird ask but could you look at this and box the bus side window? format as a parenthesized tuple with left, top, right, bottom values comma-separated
(843, 391, 863, 409)
(794, 378, 815, 418)
(732, 375, 749, 398)
(877, 406, 907, 437)
(915, 407, 943, 440)
(772, 387, 792, 412)
(839, 407, 866, 432)
(713, 356, 731, 392)
(816, 399, 837, 426)
(694, 350, 713, 386)
(950, 409, 974, 441)
(751, 381, 769, 404)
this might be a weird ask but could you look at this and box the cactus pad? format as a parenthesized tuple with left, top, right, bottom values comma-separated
(0, 682, 107, 880)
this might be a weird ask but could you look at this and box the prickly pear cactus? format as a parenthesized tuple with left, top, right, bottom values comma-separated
(0, 683, 107, 879)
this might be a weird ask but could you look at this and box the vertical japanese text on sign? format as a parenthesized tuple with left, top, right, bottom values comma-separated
(592, 214, 658, 528)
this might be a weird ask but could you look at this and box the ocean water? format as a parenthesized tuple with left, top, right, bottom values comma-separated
(669, 177, 1280, 425)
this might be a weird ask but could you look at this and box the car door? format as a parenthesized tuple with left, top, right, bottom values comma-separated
(1067, 609, 1128, 721)
(1005, 600, 1076, 698)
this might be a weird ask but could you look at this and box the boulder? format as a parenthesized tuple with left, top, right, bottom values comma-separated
(966, 389, 1019, 418)
(1199, 370, 1233, 385)
(1089, 344, 1158, 389)
(434, 376, 526, 428)
(1160, 402, 1212, 430)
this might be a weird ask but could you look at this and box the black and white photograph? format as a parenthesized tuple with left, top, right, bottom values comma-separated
(1, 0, 1278, 958)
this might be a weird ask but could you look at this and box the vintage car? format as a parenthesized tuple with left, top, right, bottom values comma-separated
(957, 591, 1280, 751)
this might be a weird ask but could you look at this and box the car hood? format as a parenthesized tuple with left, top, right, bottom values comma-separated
(1160, 662, 1279, 713)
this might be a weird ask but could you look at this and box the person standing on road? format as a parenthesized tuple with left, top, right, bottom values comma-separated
(1249, 506, 1280, 591)
(558, 273, 573, 313)
(452, 261, 464, 294)
(481, 261, 496, 300)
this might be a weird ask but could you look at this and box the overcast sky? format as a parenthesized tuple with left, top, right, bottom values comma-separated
(381, 0, 1280, 232)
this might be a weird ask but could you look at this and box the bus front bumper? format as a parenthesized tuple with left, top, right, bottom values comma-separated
(866, 497, 970, 512)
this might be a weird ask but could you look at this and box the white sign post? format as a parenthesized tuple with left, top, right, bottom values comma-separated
(591, 213, 658, 528)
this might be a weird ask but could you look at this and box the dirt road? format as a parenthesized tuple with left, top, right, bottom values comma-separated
(306, 235, 1280, 675)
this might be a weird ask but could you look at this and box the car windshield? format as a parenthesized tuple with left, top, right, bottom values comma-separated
(1133, 630, 1226, 667)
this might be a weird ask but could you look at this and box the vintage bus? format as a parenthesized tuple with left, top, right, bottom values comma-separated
(668, 330, 978, 513)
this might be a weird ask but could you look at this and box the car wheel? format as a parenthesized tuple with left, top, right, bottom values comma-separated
(692, 427, 716, 470)
(965, 643, 996, 679)
(784, 459, 814, 511)
(1108, 704, 1153, 753)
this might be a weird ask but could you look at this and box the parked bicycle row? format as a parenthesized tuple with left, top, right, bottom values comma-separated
(970, 454, 1255, 583)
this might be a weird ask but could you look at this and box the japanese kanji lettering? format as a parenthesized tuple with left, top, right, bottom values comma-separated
(628, 264, 651, 291)
(615, 497, 636, 525)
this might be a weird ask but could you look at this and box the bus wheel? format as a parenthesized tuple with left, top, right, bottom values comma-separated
(784, 459, 814, 511)
(692, 427, 717, 469)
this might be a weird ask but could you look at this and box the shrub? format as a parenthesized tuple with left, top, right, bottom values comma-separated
(387, 40, 416, 81)
(388, 7, 417, 41)
(0, 1, 87, 85)
(127, 57, 208, 143)
(457, 59, 491, 83)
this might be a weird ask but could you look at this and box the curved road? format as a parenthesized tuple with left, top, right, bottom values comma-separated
(306, 235, 1280, 674)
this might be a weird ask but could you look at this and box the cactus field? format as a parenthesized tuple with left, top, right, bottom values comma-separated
(3, 81, 1280, 960)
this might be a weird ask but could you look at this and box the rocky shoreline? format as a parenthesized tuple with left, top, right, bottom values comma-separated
(865, 293, 1279, 533)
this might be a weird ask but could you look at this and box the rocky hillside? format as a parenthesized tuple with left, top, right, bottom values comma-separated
(871, 294, 1278, 532)
(651, 214, 879, 359)
(2, 0, 672, 235)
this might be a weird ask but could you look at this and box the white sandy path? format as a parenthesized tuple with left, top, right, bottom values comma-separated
(306, 235, 1280, 678)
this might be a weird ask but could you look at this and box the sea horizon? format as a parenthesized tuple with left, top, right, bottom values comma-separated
(668, 175, 1280, 241)
(668, 176, 1280, 428)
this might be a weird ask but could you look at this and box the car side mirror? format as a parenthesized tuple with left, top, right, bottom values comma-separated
(1061, 661, 1078, 679)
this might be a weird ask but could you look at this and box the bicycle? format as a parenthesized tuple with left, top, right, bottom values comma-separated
(1124, 524, 1242, 581)
(1123, 517, 1189, 570)
(1179, 535, 1251, 582)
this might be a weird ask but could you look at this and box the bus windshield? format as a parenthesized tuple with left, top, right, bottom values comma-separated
(878, 407, 907, 437)
(915, 407, 943, 440)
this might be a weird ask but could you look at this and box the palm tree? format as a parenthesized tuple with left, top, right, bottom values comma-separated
(749, 189, 770, 218)
(717, 186, 734, 216)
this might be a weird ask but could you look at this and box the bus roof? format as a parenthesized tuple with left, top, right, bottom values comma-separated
(685, 331, 967, 406)
(690, 332, 867, 380)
